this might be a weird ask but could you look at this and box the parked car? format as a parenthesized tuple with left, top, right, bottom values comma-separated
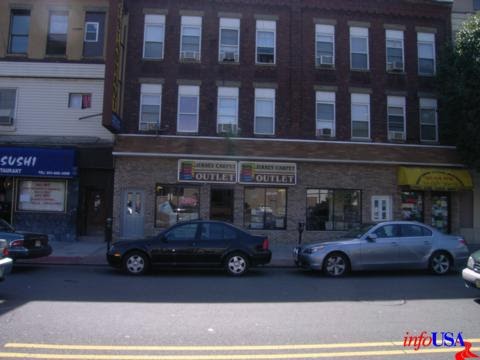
(0, 239, 13, 281)
(462, 250, 480, 289)
(294, 221, 469, 277)
(107, 220, 272, 276)
(0, 219, 52, 260)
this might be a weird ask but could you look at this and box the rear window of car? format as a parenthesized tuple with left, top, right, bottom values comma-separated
(200, 223, 237, 241)
(400, 224, 431, 237)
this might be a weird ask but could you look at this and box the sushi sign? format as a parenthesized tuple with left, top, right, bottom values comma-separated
(178, 160, 237, 183)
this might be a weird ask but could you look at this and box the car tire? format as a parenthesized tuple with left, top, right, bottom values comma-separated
(323, 252, 350, 277)
(225, 252, 249, 276)
(123, 251, 149, 275)
(429, 251, 452, 275)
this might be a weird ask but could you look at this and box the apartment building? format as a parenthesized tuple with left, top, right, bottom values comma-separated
(0, 0, 113, 241)
(103, 0, 474, 243)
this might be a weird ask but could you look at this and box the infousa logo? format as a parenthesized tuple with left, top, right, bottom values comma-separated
(403, 332, 478, 359)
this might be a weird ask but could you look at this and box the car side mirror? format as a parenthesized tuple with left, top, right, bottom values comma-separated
(366, 234, 377, 242)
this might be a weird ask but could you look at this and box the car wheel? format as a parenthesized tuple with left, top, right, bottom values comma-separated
(429, 252, 451, 275)
(323, 252, 350, 277)
(225, 253, 249, 276)
(123, 251, 149, 275)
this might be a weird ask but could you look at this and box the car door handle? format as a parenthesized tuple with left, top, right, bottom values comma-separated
(392, 242, 399, 246)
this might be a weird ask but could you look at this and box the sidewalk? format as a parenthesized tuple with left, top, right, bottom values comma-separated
(17, 240, 297, 267)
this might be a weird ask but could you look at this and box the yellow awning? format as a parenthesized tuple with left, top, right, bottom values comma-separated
(398, 167, 473, 191)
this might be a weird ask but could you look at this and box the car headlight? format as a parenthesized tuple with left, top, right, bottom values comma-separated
(467, 256, 475, 269)
(304, 246, 325, 254)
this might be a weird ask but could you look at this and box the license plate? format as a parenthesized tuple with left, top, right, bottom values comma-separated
(35, 240, 41, 247)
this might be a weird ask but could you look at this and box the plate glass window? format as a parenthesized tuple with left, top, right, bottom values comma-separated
(400, 191, 424, 222)
(419, 98, 438, 142)
(244, 188, 286, 230)
(8, 9, 30, 54)
(217, 87, 238, 134)
(351, 93, 370, 139)
(386, 30, 404, 72)
(417, 32, 436, 75)
(0, 89, 17, 126)
(139, 84, 162, 131)
(155, 185, 199, 228)
(315, 24, 334, 66)
(316, 91, 335, 137)
(180, 16, 202, 61)
(306, 189, 362, 231)
(350, 27, 369, 70)
(387, 96, 406, 141)
(143, 14, 165, 59)
(177, 85, 199, 133)
(47, 11, 68, 56)
(256, 20, 276, 64)
(219, 18, 240, 62)
(254, 88, 275, 135)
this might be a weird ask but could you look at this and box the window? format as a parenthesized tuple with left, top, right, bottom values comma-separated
(316, 91, 335, 137)
(0, 89, 17, 126)
(155, 185, 199, 228)
(401, 191, 424, 222)
(417, 32, 436, 75)
(315, 24, 335, 66)
(180, 16, 202, 61)
(17, 180, 66, 212)
(371, 196, 392, 222)
(68, 93, 91, 109)
(419, 98, 438, 142)
(200, 223, 237, 241)
(386, 30, 404, 72)
(351, 93, 370, 139)
(46, 11, 68, 56)
(432, 193, 450, 233)
(306, 189, 361, 231)
(254, 88, 275, 135)
(177, 85, 199, 133)
(83, 12, 105, 57)
(143, 14, 165, 59)
(219, 18, 240, 62)
(164, 223, 198, 241)
(139, 84, 162, 131)
(217, 87, 238, 134)
(244, 188, 286, 230)
(474, 0, 480, 11)
(387, 96, 406, 141)
(350, 27, 369, 70)
(8, 9, 30, 54)
(256, 20, 276, 64)
(84, 22, 99, 42)
(374, 224, 400, 238)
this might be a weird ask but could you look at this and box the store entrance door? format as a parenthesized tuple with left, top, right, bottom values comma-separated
(210, 188, 234, 223)
(122, 190, 145, 238)
(0, 177, 13, 223)
(432, 193, 450, 233)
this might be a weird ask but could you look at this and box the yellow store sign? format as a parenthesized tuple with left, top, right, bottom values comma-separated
(398, 167, 473, 191)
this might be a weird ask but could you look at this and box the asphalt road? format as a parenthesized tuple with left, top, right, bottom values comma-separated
(0, 264, 478, 359)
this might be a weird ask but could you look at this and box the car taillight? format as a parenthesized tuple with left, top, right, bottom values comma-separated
(459, 238, 467, 246)
(10, 239, 24, 247)
(2, 247, 8, 257)
(262, 238, 269, 250)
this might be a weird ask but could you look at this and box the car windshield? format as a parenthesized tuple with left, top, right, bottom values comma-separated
(339, 224, 375, 239)
(0, 219, 14, 232)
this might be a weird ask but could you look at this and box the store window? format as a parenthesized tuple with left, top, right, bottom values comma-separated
(17, 179, 67, 212)
(244, 188, 286, 230)
(432, 193, 450, 233)
(155, 185, 200, 228)
(400, 191, 424, 222)
(306, 189, 361, 231)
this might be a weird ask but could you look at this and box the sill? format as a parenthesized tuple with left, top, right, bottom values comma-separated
(255, 62, 276, 67)
(386, 70, 405, 75)
(418, 73, 436, 77)
(350, 68, 370, 72)
(315, 65, 336, 71)
(388, 139, 406, 143)
(142, 57, 164, 62)
(5, 53, 27, 58)
(44, 55, 67, 60)
(0, 125, 17, 133)
(316, 135, 337, 140)
(253, 133, 276, 138)
(420, 140, 439, 145)
(350, 137, 372, 142)
(219, 61, 240, 65)
(179, 59, 201, 64)
(176, 132, 199, 136)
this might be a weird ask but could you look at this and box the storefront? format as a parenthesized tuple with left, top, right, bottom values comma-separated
(0, 147, 78, 241)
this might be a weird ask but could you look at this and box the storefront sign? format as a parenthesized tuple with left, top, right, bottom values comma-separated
(0, 147, 76, 178)
(398, 167, 473, 191)
(178, 160, 237, 183)
(239, 162, 297, 185)
(17, 180, 66, 212)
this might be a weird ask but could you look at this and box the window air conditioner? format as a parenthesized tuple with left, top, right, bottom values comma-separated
(140, 122, 161, 131)
(316, 128, 332, 137)
(388, 131, 405, 141)
(181, 51, 200, 61)
(387, 61, 404, 71)
(317, 55, 334, 66)
(221, 51, 238, 62)
(217, 123, 238, 135)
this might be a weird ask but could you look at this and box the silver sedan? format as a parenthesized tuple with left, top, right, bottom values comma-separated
(293, 221, 470, 277)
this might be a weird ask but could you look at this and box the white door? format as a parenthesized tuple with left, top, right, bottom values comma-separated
(122, 190, 145, 238)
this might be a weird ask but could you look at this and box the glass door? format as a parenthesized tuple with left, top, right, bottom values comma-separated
(210, 188, 234, 223)
(431, 193, 450, 233)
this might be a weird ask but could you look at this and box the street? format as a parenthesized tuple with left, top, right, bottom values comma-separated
(0, 264, 478, 359)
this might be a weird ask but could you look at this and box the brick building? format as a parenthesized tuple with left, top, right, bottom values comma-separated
(103, 0, 474, 243)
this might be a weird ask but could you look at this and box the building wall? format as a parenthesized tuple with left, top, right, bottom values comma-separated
(0, 0, 109, 60)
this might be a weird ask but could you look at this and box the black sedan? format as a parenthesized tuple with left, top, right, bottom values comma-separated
(107, 220, 272, 276)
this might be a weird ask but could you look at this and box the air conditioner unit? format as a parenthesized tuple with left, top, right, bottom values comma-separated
(140, 122, 161, 131)
(389, 131, 405, 141)
(217, 123, 238, 135)
(317, 55, 334, 66)
(387, 61, 404, 71)
(221, 51, 238, 62)
(181, 51, 200, 61)
(316, 128, 332, 137)
(0, 116, 13, 126)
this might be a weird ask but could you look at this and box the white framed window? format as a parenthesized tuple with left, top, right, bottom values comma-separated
(139, 84, 162, 131)
(386, 30, 404, 72)
(371, 196, 392, 222)
(350, 27, 369, 70)
(256, 20, 276, 64)
(315, 91, 335, 137)
(84, 21, 99, 42)
(180, 16, 202, 61)
(177, 85, 199, 133)
(387, 96, 406, 141)
(315, 24, 335, 67)
(143, 14, 165, 59)
(417, 32, 436, 75)
(0, 88, 17, 125)
(219, 18, 240, 63)
(254, 88, 275, 135)
(68, 93, 92, 109)
(217, 87, 239, 134)
(351, 93, 370, 139)
(419, 98, 438, 142)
